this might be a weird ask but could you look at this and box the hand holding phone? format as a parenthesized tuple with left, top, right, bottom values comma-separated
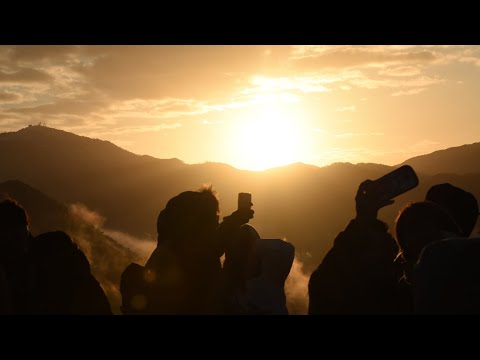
(368, 165, 419, 203)
(236, 192, 254, 223)
(356, 165, 419, 220)
(238, 192, 252, 211)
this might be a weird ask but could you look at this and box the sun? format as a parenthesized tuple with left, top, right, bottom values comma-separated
(231, 100, 306, 171)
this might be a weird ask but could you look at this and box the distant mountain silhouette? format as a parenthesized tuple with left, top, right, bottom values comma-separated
(400, 142, 480, 175)
(0, 125, 186, 237)
(1, 125, 480, 273)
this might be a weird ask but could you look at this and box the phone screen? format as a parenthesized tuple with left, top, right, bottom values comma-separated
(370, 165, 419, 201)
(238, 193, 252, 210)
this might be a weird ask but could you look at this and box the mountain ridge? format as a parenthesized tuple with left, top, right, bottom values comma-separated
(2, 125, 480, 273)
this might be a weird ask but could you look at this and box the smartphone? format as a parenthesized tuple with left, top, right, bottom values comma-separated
(238, 192, 252, 211)
(368, 165, 419, 202)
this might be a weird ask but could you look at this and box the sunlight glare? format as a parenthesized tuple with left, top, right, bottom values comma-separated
(233, 99, 304, 171)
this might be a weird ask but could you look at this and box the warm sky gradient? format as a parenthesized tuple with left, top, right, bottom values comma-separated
(1, 45, 480, 170)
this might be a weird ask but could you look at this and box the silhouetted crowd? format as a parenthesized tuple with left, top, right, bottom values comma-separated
(1, 168, 479, 314)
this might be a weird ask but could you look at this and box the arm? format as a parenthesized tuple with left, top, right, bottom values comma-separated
(216, 208, 254, 257)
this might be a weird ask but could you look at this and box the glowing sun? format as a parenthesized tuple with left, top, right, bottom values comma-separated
(232, 101, 304, 171)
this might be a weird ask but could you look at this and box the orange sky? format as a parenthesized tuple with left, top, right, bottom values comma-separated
(1, 45, 480, 170)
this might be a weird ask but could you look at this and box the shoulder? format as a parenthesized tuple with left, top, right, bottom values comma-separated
(418, 236, 480, 269)
(257, 239, 295, 259)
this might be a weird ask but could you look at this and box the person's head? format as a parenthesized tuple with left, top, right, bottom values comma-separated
(156, 185, 220, 257)
(28, 231, 94, 315)
(0, 197, 30, 258)
(395, 201, 461, 270)
(426, 183, 479, 237)
(30, 231, 90, 275)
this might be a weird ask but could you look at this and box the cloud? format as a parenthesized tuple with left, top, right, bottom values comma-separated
(109, 98, 212, 119)
(41, 65, 90, 99)
(40, 114, 90, 128)
(391, 88, 426, 96)
(0, 47, 14, 62)
(285, 256, 310, 315)
(2, 96, 203, 135)
(0, 67, 53, 84)
(76, 45, 294, 101)
(379, 65, 422, 77)
(10, 98, 107, 116)
(459, 56, 480, 66)
(11, 45, 80, 63)
(0, 45, 475, 144)
(245, 75, 330, 94)
(69, 203, 105, 229)
(0, 113, 34, 130)
(0, 91, 21, 102)
(348, 74, 444, 90)
(238, 69, 444, 98)
(290, 46, 437, 70)
(102, 229, 156, 259)
(87, 123, 182, 137)
(284, 46, 473, 97)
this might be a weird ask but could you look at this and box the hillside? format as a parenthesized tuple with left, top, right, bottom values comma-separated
(400, 142, 480, 175)
(1, 125, 480, 272)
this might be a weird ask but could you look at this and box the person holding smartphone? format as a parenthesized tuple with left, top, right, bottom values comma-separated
(308, 168, 418, 315)
(221, 193, 295, 315)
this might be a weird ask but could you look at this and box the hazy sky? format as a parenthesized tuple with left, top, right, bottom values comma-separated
(1, 45, 480, 170)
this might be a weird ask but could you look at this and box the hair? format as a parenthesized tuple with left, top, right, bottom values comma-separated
(395, 201, 461, 266)
(156, 185, 220, 245)
(425, 183, 479, 237)
(0, 197, 29, 231)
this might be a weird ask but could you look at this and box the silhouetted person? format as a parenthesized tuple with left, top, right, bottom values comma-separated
(123, 186, 227, 314)
(223, 223, 294, 315)
(410, 187, 479, 314)
(0, 198, 32, 313)
(414, 237, 480, 314)
(425, 183, 479, 237)
(28, 231, 112, 315)
(308, 180, 408, 314)
(395, 201, 462, 285)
